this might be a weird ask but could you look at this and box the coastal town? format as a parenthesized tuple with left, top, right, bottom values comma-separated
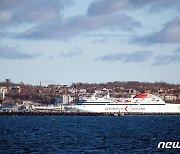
(0, 79, 180, 113)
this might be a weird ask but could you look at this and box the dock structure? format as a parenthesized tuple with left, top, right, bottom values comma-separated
(0, 112, 179, 116)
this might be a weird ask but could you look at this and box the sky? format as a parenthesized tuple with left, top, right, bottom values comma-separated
(0, 0, 180, 85)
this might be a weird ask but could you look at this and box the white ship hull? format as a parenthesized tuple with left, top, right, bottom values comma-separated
(65, 92, 180, 113)
(65, 103, 180, 113)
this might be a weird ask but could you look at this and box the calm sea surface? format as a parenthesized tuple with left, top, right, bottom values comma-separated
(0, 115, 180, 153)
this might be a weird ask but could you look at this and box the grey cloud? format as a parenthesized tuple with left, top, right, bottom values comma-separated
(88, 0, 180, 16)
(0, 30, 8, 38)
(19, 14, 141, 39)
(92, 38, 108, 44)
(1, 0, 141, 40)
(0, 46, 42, 60)
(97, 50, 152, 63)
(88, 0, 146, 16)
(133, 17, 180, 44)
(153, 49, 180, 66)
(60, 48, 83, 58)
(175, 47, 180, 54)
(153, 55, 180, 66)
(0, 0, 71, 27)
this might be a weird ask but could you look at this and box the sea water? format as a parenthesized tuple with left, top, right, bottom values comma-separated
(0, 115, 179, 153)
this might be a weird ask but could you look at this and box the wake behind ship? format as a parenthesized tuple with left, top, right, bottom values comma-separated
(64, 91, 180, 113)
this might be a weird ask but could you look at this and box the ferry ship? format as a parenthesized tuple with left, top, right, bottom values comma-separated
(64, 91, 180, 113)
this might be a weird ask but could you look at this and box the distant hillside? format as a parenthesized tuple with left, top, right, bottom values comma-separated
(71, 81, 179, 91)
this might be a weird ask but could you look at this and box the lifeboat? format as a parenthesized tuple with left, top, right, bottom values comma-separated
(118, 99, 123, 102)
(126, 99, 132, 102)
(134, 93, 149, 98)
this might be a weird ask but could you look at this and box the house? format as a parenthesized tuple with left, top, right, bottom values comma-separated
(10, 85, 21, 93)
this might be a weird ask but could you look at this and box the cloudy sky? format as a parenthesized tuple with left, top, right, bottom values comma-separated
(0, 0, 180, 85)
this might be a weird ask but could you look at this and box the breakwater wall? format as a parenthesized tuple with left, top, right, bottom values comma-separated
(0, 112, 180, 116)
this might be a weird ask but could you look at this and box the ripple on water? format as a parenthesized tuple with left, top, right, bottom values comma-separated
(0, 115, 179, 153)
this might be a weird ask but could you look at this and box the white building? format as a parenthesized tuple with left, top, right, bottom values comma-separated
(55, 95, 76, 104)
(165, 95, 178, 101)
(0, 86, 7, 99)
(68, 88, 78, 94)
